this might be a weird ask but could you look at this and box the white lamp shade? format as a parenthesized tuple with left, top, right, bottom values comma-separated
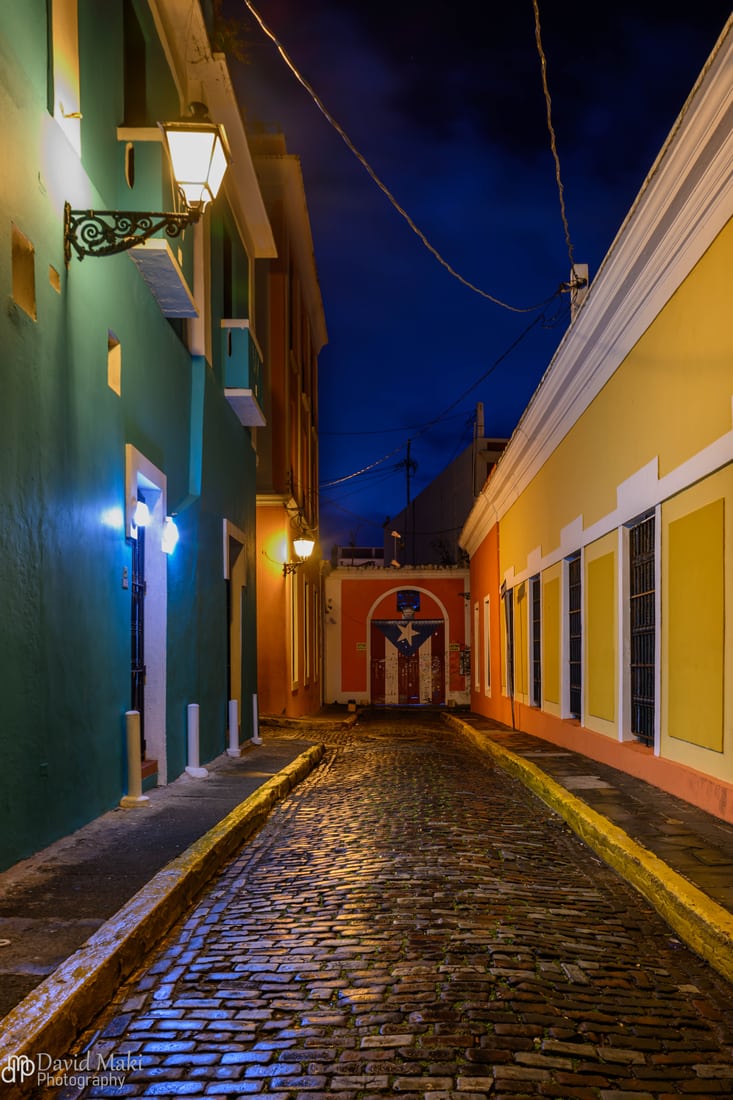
(293, 536, 315, 561)
(162, 516, 180, 554)
(133, 499, 151, 528)
(161, 115, 229, 210)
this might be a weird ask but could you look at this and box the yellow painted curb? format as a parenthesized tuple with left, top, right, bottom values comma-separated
(449, 716, 733, 985)
(0, 743, 325, 1085)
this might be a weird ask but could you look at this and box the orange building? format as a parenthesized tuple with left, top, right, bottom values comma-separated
(252, 134, 327, 718)
(324, 566, 470, 707)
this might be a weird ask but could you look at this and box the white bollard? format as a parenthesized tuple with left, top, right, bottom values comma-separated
(185, 702, 208, 778)
(120, 710, 149, 807)
(252, 692, 262, 744)
(227, 697, 241, 757)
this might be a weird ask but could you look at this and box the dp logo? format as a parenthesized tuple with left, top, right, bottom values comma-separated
(1, 1054, 36, 1083)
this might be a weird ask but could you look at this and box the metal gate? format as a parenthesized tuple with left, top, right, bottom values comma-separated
(630, 514, 655, 746)
(568, 554, 582, 718)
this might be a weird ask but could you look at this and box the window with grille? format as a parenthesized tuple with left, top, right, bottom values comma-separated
(567, 554, 582, 718)
(503, 587, 514, 698)
(629, 514, 655, 746)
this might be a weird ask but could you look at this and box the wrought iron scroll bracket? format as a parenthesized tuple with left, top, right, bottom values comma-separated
(64, 202, 199, 265)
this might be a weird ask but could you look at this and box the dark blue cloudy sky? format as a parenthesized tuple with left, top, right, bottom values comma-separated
(227, 1, 732, 551)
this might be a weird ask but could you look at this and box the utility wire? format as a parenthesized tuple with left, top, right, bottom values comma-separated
(243, 0, 560, 313)
(319, 304, 558, 491)
(533, 0, 577, 275)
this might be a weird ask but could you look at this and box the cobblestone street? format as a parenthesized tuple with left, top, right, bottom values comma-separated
(54, 713, 733, 1099)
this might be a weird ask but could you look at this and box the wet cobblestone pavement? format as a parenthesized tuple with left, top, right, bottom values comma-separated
(52, 713, 733, 1099)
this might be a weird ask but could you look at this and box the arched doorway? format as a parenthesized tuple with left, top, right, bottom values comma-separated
(369, 587, 446, 706)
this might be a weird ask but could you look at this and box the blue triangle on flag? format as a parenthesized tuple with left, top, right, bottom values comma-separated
(373, 619, 442, 657)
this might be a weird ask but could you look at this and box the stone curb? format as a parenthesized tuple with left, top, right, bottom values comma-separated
(259, 712, 358, 730)
(447, 715, 733, 985)
(0, 743, 326, 1087)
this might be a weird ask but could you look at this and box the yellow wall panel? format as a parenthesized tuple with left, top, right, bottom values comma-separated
(587, 551, 616, 721)
(542, 574, 560, 705)
(667, 499, 724, 751)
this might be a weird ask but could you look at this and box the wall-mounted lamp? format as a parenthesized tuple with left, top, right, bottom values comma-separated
(162, 516, 180, 555)
(64, 103, 230, 264)
(133, 499, 151, 529)
(282, 506, 317, 575)
(283, 534, 315, 576)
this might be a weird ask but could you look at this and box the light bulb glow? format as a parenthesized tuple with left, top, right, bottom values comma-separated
(133, 499, 151, 528)
(162, 516, 179, 554)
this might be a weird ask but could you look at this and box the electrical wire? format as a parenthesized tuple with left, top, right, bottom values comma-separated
(318, 303, 560, 492)
(533, 0, 577, 275)
(242, 0, 560, 314)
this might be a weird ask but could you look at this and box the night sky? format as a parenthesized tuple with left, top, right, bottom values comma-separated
(225, 1, 732, 552)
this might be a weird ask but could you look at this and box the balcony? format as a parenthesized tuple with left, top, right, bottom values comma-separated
(222, 319, 266, 427)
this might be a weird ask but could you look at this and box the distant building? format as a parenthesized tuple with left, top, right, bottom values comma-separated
(324, 567, 470, 707)
(461, 16, 733, 823)
(386, 406, 506, 566)
(333, 546, 385, 568)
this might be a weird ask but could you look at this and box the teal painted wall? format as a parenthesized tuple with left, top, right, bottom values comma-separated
(0, 0, 260, 869)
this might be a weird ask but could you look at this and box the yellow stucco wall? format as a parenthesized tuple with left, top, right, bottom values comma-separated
(585, 534, 617, 730)
(662, 467, 732, 774)
(542, 569, 561, 711)
(500, 218, 733, 575)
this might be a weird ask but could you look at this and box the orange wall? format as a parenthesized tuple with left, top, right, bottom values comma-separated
(340, 576, 469, 694)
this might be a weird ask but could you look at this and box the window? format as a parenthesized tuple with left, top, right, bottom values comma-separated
(629, 514, 655, 746)
(473, 603, 480, 692)
(123, 0, 147, 126)
(108, 331, 121, 394)
(304, 580, 311, 684)
(567, 553, 582, 718)
(49, 0, 81, 155)
(483, 595, 491, 694)
(502, 584, 514, 700)
(12, 225, 36, 319)
(530, 575, 541, 707)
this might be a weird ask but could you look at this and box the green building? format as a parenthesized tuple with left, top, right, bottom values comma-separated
(0, 0, 277, 869)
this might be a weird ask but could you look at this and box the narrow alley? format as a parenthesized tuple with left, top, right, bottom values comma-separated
(49, 713, 733, 1099)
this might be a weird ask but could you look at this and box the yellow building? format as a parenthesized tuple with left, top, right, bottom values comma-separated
(461, 17, 733, 822)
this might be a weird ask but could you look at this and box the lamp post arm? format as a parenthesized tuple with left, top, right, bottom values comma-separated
(64, 203, 200, 264)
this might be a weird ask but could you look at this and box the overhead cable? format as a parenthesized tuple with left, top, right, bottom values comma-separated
(533, 0, 577, 275)
(318, 303, 563, 491)
(243, 0, 559, 313)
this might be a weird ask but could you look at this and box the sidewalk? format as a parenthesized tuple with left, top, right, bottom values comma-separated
(0, 720, 344, 1077)
(2, 705, 733, 1088)
(448, 711, 733, 986)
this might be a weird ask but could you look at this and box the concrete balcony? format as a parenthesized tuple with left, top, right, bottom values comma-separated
(222, 319, 266, 427)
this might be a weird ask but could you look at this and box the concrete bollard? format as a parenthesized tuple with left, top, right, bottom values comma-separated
(226, 697, 241, 757)
(120, 710, 149, 807)
(185, 703, 208, 778)
(252, 692, 262, 745)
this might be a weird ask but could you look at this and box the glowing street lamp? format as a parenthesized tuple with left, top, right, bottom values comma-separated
(64, 103, 230, 264)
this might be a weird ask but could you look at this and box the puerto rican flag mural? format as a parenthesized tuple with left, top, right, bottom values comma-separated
(371, 619, 445, 705)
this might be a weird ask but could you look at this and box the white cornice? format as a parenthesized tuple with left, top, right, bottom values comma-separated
(461, 16, 733, 556)
(147, 0, 276, 259)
